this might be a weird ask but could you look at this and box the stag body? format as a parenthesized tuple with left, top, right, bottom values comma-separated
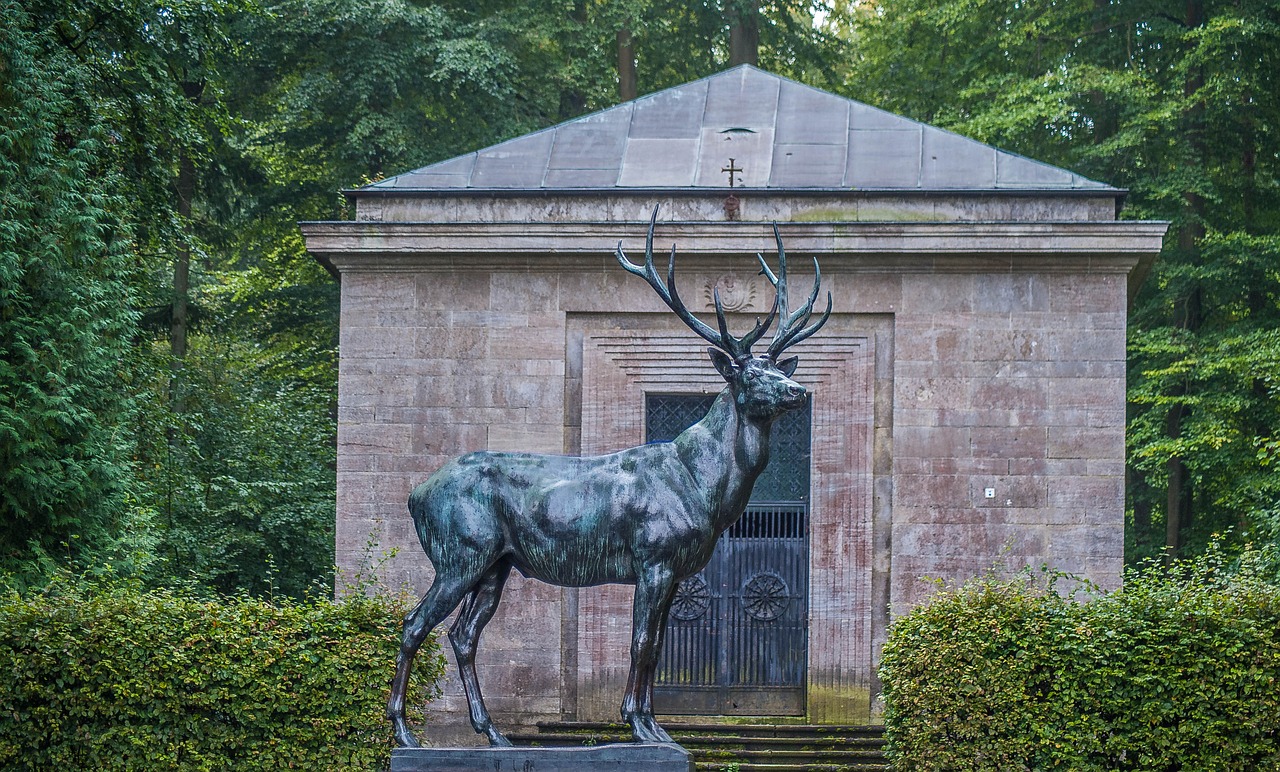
(420, 388, 773, 588)
(388, 211, 829, 748)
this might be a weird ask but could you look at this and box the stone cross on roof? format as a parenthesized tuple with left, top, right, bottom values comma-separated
(721, 158, 743, 188)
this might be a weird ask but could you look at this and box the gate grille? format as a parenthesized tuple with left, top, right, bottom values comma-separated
(646, 393, 810, 715)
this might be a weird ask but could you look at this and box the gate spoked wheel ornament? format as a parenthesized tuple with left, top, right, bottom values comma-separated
(670, 575, 711, 620)
(742, 571, 790, 622)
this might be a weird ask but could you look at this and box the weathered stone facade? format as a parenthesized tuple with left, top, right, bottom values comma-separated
(303, 67, 1167, 743)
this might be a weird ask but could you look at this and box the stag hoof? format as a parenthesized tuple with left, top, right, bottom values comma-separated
(483, 726, 513, 747)
(629, 715, 675, 744)
(393, 721, 422, 748)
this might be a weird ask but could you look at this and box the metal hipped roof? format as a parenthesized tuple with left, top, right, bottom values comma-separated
(361, 65, 1114, 195)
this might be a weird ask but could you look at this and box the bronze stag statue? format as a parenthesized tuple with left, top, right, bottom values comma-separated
(388, 209, 831, 747)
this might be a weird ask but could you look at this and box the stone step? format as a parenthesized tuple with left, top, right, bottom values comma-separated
(511, 737, 884, 762)
(532, 720, 883, 738)
(510, 721, 889, 772)
(693, 749, 886, 763)
(510, 731, 884, 751)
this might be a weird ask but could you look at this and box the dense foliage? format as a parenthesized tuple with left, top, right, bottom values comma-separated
(0, 574, 442, 770)
(2, 0, 843, 596)
(844, 0, 1280, 564)
(0, 0, 139, 581)
(3, 0, 1277, 591)
(881, 550, 1280, 770)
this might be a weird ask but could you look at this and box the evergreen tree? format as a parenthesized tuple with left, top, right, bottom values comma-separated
(0, 2, 140, 584)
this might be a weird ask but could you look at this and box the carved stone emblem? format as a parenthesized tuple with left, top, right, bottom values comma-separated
(704, 274, 756, 312)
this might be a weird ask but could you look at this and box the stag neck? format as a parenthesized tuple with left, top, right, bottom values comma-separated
(672, 390, 772, 532)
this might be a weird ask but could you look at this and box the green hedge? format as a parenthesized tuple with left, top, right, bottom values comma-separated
(0, 577, 443, 770)
(881, 551, 1280, 771)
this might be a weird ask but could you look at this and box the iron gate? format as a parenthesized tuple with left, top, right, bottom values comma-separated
(645, 394, 810, 715)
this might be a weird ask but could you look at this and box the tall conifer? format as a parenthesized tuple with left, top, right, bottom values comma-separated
(0, 2, 139, 582)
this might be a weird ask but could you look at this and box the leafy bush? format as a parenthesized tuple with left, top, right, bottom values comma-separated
(0, 575, 442, 770)
(881, 549, 1280, 771)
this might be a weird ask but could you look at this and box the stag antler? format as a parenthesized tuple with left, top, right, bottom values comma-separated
(616, 207, 777, 362)
(755, 223, 832, 358)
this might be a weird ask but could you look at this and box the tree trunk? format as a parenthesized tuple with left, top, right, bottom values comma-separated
(171, 150, 193, 362)
(617, 28, 637, 102)
(1165, 458, 1187, 556)
(728, 0, 760, 66)
(559, 0, 589, 118)
(1164, 407, 1188, 559)
(1165, 0, 1207, 562)
(1128, 466, 1153, 552)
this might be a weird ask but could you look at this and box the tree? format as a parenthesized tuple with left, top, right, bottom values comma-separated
(844, 0, 1280, 564)
(0, 1, 141, 584)
(5, 0, 342, 596)
(628, 1, 842, 96)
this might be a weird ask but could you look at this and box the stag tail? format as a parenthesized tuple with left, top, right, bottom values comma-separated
(615, 206, 830, 362)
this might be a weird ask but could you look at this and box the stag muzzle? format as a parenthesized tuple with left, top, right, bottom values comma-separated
(782, 382, 808, 408)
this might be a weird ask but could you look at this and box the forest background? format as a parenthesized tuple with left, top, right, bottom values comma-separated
(3, 0, 1278, 598)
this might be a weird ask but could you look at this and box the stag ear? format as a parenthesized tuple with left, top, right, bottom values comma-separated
(708, 348, 738, 381)
(776, 356, 799, 377)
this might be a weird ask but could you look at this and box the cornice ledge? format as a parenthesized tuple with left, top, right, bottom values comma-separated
(302, 220, 1168, 258)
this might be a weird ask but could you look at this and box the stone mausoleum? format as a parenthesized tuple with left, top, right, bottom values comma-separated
(302, 66, 1167, 739)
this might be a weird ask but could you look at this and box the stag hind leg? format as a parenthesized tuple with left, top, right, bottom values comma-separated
(388, 571, 476, 748)
(622, 563, 678, 744)
(449, 557, 513, 746)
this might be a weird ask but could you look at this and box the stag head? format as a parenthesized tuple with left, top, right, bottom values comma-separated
(615, 208, 831, 420)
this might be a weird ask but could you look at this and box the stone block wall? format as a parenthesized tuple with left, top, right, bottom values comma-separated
(313, 213, 1160, 741)
(887, 270, 1128, 614)
(336, 267, 570, 744)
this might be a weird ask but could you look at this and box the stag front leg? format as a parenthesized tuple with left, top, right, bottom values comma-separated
(449, 558, 513, 747)
(622, 563, 677, 744)
(640, 580, 678, 726)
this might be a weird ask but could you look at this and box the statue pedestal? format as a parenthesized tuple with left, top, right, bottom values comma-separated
(390, 742, 694, 771)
